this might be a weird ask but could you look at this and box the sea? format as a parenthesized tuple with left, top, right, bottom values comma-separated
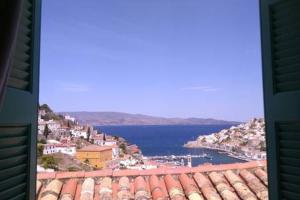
(96, 125, 244, 167)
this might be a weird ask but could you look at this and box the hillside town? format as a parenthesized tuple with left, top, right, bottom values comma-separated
(37, 104, 183, 173)
(37, 104, 146, 172)
(184, 118, 267, 161)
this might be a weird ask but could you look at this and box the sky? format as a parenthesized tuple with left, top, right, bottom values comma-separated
(40, 0, 263, 121)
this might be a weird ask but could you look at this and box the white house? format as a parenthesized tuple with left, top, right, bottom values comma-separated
(64, 115, 76, 122)
(93, 135, 104, 145)
(38, 120, 61, 132)
(70, 129, 87, 139)
(104, 139, 117, 146)
(43, 143, 76, 156)
(111, 145, 119, 159)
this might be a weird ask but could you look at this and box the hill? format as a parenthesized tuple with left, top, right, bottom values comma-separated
(59, 111, 240, 126)
(184, 118, 266, 160)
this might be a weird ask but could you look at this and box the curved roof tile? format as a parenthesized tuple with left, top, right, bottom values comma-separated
(36, 161, 268, 200)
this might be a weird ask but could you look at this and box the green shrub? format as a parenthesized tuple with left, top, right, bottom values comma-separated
(41, 155, 58, 170)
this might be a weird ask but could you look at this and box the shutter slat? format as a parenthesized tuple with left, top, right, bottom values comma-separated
(0, 145, 27, 160)
(274, 32, 300, 46)
(280, 165, 300, 176)
(280, 149, 300, 159)
(0, 164, 27, 181)
(272, 0, 300, 11)
(272, 14, 300, 29)
(280, 157, 300, 167)
(279, 140, 300, 149)
(0, 155, 27, 170)
(275, 64, 300, 75)
(278, 123, 300, 131)
(0, 173, 27, 192)
(9, 193, 26, 200)
(281, 190, 300, 200)
(279, 131, 300, 140)
(281, 182, 300, 195)
(277, 121, 300, 198)
(10, 68, 30, 80)
(12, 60, 30, 71)
(275, 55, 300, 67)
(7, 78, 30, 91)
(7, 0, 33, 91)
(271, 1, 300, 93)
(276, 80, 300, 92)
(280, 174, 300, 185)
(0, 125, 29, 199)
(0, 183, 27, 200)
(276, 71, 300, 84)
(0, 127, 27, 136)
(274, 47, 300, 59)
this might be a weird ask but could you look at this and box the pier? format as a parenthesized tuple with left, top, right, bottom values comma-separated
(144, 154, 212, 160)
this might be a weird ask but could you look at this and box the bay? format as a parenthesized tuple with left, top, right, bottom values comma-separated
(96, 125, 245, 166)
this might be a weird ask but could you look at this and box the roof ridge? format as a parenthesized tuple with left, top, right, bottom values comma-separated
(37, 160, 266, 180)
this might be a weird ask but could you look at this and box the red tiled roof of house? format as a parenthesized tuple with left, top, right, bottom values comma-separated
(36, 160, 268, 200)
(77, 145, 112, 152)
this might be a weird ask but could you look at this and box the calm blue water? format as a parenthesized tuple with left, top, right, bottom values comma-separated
(96, 125, 244, 166)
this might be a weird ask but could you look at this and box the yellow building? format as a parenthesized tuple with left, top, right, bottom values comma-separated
(76, 145, 112, 169)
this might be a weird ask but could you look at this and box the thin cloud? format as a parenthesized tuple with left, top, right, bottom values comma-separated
(58, 82, 91, 92)
(181, 86, 219, 92)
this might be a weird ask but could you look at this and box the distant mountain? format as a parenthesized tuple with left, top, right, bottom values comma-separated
(59, 111, 241, 126)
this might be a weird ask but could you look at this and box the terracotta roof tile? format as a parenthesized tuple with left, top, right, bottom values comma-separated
(117, 177, 131, 199)
(80, 178, 95, 200)
(40, 179, 63, 200)
(208, 172, 239, 200)
(149, 175, 165, 200)
(178, 174, 204, 200)
(94, 184, 100, 200)
(135, 176, 151, 199)
(194, 172, 222, 200)
(36, 180, 42, 196)
(239, 170, 268, 200)
(254, 168, 268, 186)
(224, 170, 257, 200)
(60, 179, 78, 200)
(75, 183, 82, 200)
(99, 177, 112, 200)
(164, 175, 185, 200)
(36, 161, 268, 200)
(112, 182, 118, 200)
(159, 177, 169, 199)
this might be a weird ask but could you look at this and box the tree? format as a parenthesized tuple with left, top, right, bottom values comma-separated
(39, 138, 46, 144)
(41, 155, 58, 170)
(43, 124, 51, 139)
(67, 120, 71, 128)
(87, 127, 91, 142)
(119, 143, 127, 154)
(37, 144, 44, 157)
(39, 104, 53, 113)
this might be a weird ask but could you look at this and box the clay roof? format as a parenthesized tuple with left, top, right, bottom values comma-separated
(77, 145, 112, 152)
(36, 160, 268, 200)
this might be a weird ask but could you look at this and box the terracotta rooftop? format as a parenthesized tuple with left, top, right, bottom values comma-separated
(77, 145, 112, 152)
(36, 160, 268, 200)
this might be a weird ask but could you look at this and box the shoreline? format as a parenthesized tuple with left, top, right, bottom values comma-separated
(184, 145, 253, 162)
